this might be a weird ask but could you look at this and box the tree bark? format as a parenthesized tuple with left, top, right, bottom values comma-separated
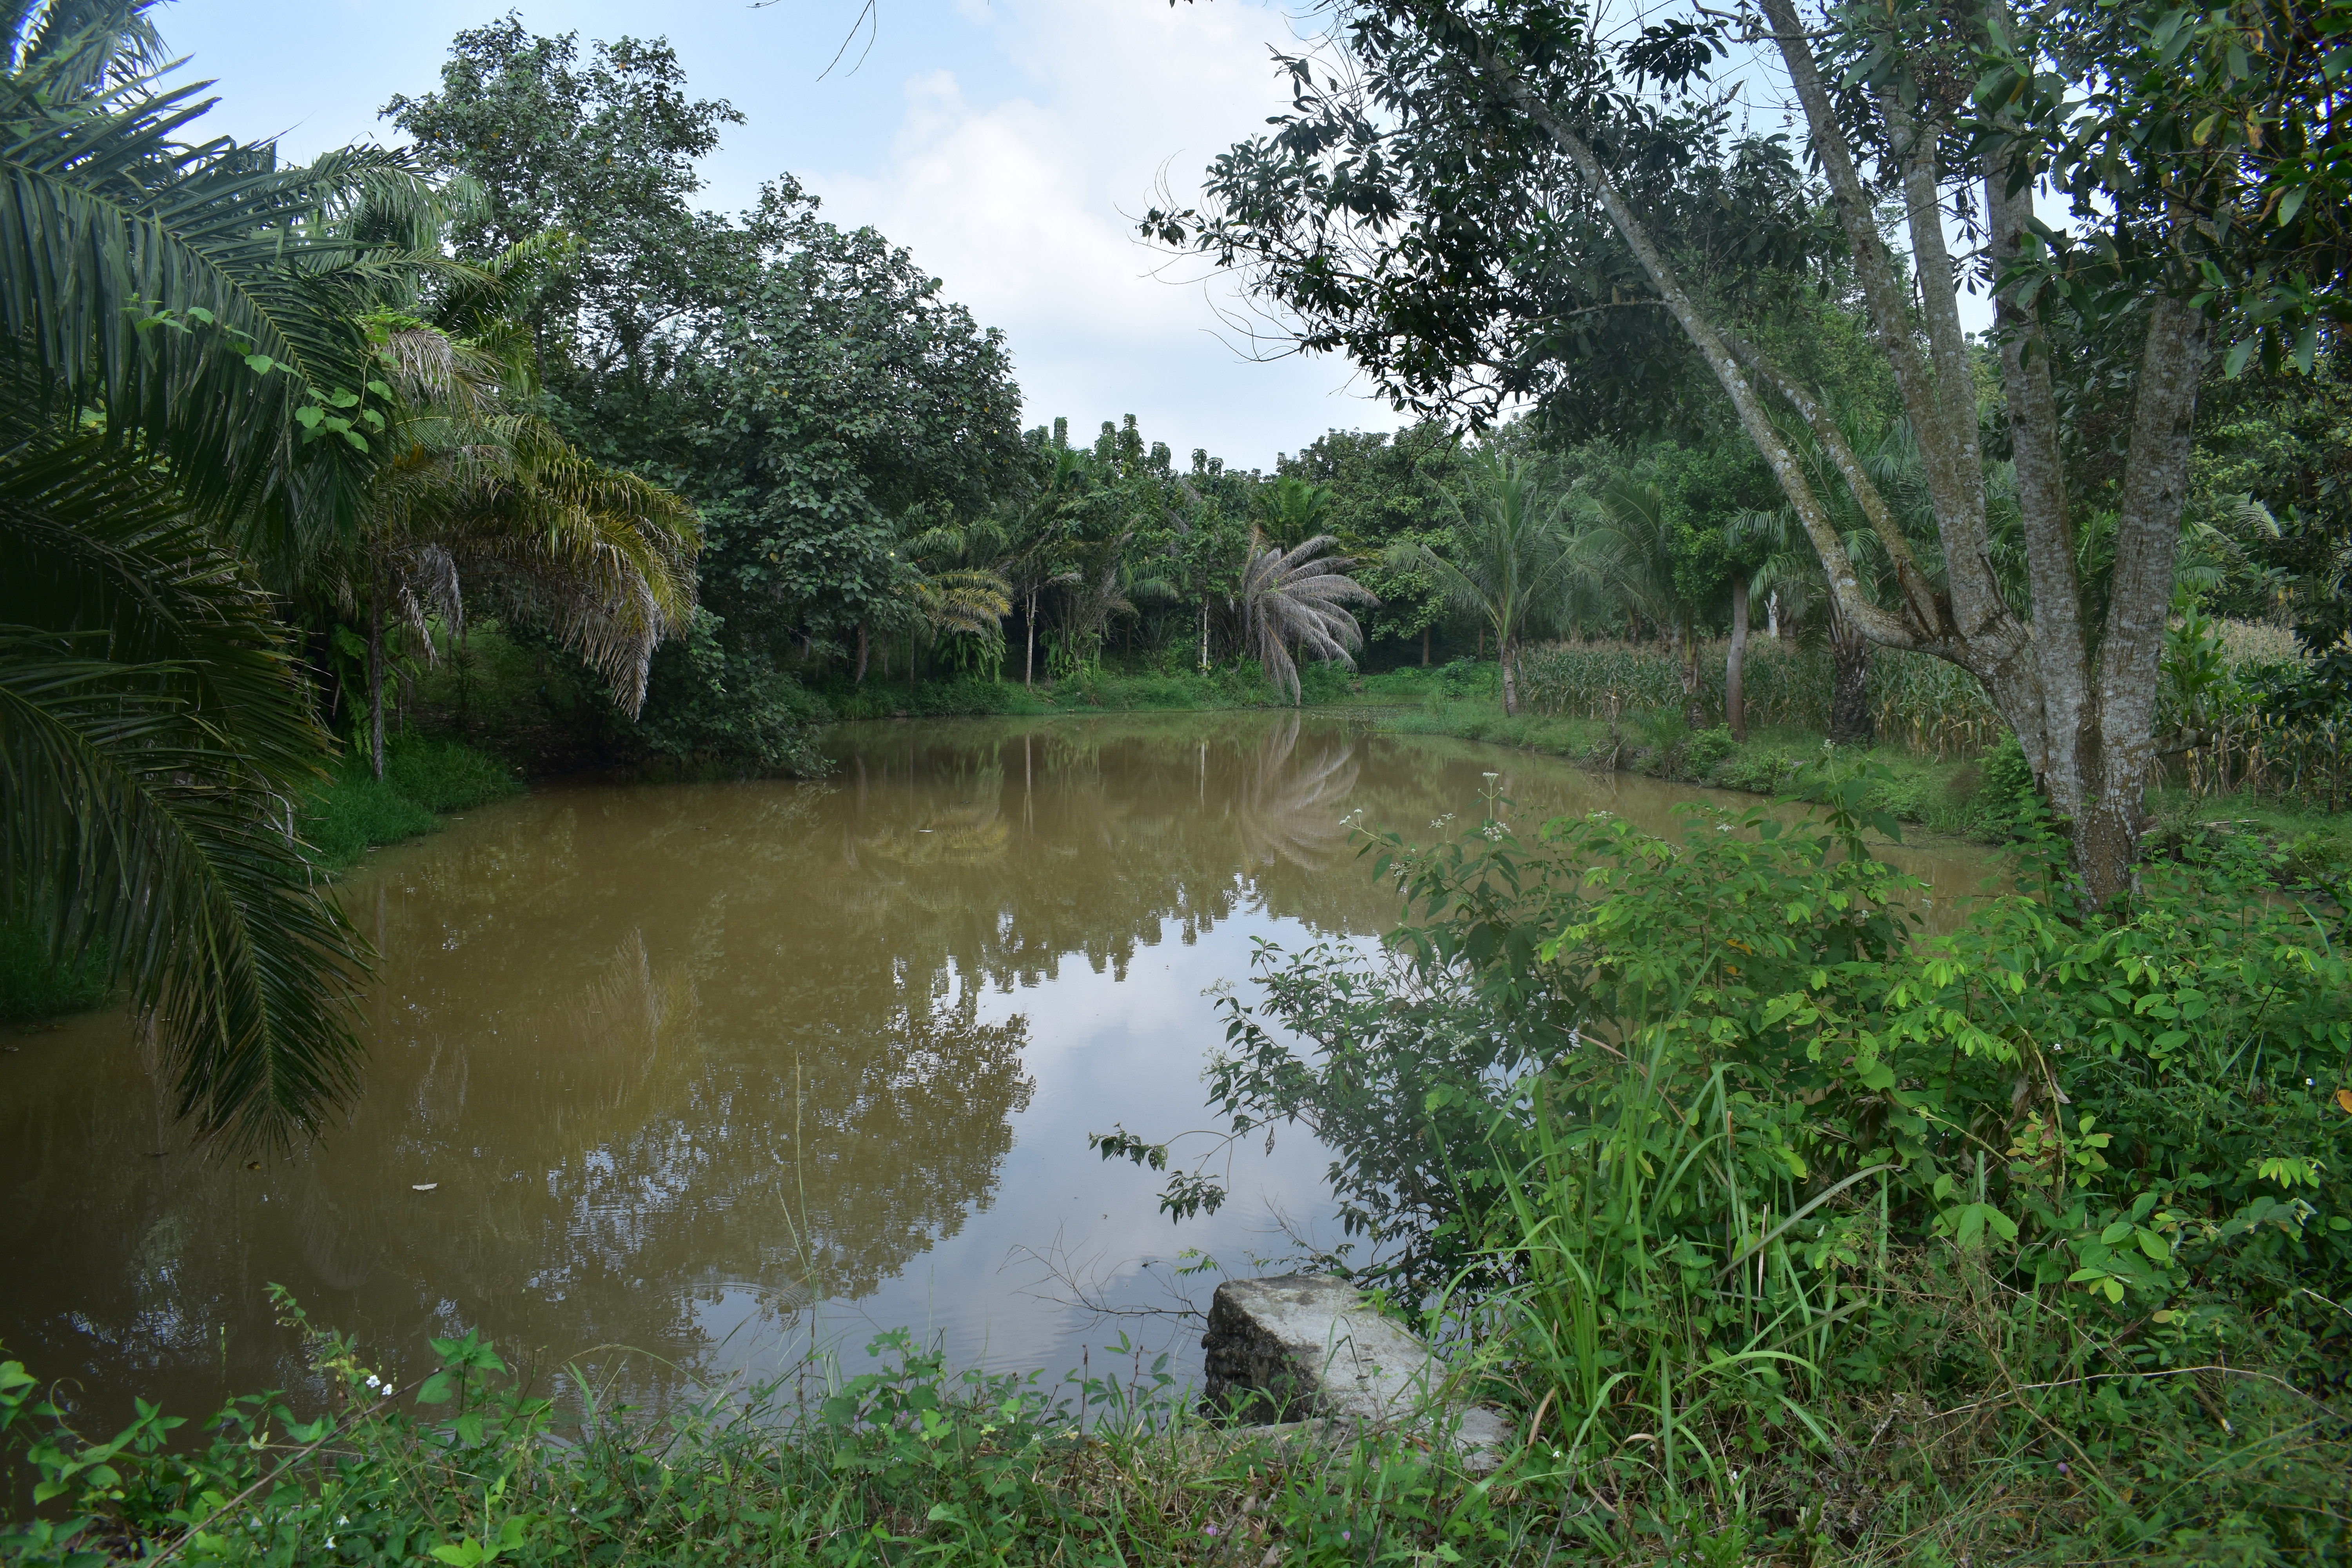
(1727, 579, 1749, 742)
(1421, 625, 1430, 666)
(367, 570, 387, 782)
(1026, 592, 1038, 687)
(856, 623, 870, 685)
(1499, 635, 1519, 716)
(2079, 297, 2208, 905)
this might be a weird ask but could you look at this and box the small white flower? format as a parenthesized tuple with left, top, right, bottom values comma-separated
(2307, 1078, 2316, 1087)
(363, 1374, 381, 1391)
(325, 1538, 336, 1551)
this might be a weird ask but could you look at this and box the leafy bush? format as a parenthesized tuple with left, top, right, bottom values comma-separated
(1683, 724, 1739, 775)
(628, 609, 832, 775)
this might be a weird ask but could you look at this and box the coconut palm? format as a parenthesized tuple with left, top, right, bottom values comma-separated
(1238, 530, 1376, 705)
(1390, 456, 1583, 715)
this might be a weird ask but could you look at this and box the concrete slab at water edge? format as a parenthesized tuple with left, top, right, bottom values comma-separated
(1201, 1274, 1512, 1473)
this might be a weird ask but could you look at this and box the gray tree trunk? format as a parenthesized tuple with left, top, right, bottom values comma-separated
(1499, 633, 1519, 716)
(1459, 2, 2208, 907)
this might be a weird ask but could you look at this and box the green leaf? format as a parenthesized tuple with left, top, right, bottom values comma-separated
(242, 354, 275, 375)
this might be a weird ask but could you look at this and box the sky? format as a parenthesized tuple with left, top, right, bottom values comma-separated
(159, 0, 1411, 472)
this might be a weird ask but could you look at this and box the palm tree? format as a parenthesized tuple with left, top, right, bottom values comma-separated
(1256, 475, 1334, 549)
(0, 1, 424, 1149)
(1390, 456, 1583, 716)
(356, 399, 700, 773)
(1238, 529, 1375, 704)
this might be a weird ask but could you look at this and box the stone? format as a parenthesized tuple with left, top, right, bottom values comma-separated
(1200, 1273, 1512, 1472)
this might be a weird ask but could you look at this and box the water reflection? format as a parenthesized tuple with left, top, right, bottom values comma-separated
(0, 713, 1999, 1425)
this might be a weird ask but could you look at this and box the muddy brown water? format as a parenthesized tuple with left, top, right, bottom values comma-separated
(0, 712, 2001, 1424)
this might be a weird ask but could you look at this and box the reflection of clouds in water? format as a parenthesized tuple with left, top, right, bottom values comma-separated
(1, 713, 2005, 1424)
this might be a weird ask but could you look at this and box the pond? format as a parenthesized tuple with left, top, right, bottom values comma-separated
(0, 711, 2002, 1425)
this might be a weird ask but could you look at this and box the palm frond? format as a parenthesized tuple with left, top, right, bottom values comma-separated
(0, 437, 369, 1151)
(1240, 530, 1375, 703)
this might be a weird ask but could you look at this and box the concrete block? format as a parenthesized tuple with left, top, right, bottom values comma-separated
(1200, 1273, 1511, 1472)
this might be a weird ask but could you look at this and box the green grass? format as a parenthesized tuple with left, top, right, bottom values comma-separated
(300, 735, 523, 872)
(0, 914, 110, 1024)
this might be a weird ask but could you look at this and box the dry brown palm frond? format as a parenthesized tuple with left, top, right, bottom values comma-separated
(1239, 529, 1377, 704)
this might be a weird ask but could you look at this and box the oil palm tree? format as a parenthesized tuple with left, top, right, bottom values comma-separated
(1390, 456, 1583, 716)
(1, 1, 424, 1149)
(1238, 529, 1376, 705)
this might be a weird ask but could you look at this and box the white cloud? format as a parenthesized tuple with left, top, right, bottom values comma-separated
(801, 0, 1406, 468)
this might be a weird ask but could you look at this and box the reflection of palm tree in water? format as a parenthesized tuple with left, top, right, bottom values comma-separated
(853, 798, 1012, 870)
(1234, 713, 1361, 871)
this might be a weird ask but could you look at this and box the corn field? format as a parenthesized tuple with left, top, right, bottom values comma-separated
(2178, 712, 2350, 813)
(1517, 639, 2005, 759)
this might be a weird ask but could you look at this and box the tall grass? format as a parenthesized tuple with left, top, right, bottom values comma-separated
(299, 736, 522, 871)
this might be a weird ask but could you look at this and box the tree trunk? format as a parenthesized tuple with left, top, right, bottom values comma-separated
(1680, 611, 1704, 729)
(1421, 625, 1430, 666)
(1499, 635, 1519, 716)
(1025, 593, 1038, 687)
(1829, 607, 1873, 745)
(1766, 589, 1780, 640)
(367, 573, 386, 782)
(856, 623, 870, 684)
(1727, 579, 1749, 742)
(1199, 597, 1210, 674)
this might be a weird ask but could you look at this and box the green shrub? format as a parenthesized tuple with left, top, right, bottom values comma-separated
(1683, 724, 1738, 774)
(301, 772, 437, 869)
(629, 609, 832, 773)
(381, 738, 524, 814)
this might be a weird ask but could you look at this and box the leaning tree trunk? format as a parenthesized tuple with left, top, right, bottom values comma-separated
(1828, 605, 1874, 746)
(1456, 7, 2205, 908)
(1727, 579, 1749, 742)
(367, 573, 387, 782)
